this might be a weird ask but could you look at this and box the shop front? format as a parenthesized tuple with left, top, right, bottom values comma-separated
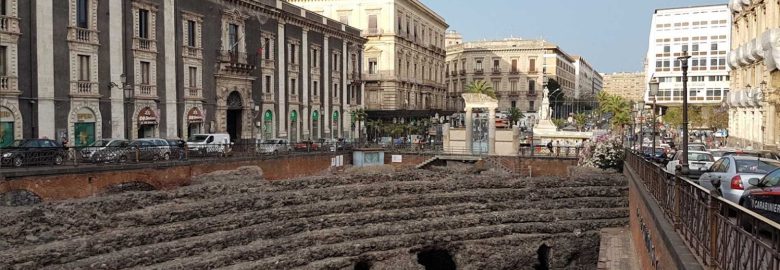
(332, 111, 339, 139)
(263, 110, 273, 140)
(137, 107, 158, 139)
(0, 106, 15, 147)
(186, 107, 204, 139)
(290, 110, 298, 142)
(312, 110, 319, 141)
(73, 107, 96, 147)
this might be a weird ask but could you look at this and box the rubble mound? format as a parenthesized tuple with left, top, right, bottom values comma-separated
(0, 167, 628, 269)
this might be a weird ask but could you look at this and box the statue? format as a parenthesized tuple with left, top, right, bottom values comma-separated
(540, 87, 552, 120)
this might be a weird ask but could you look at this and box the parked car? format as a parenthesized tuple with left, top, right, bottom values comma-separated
(293, 140, 321, 152)
(664, 151, 714, 178)
(166, 139, 187, 160)
(187, 134, 231, 156)
(708, 149, 733, 161)
(688, 143, 707, 152)
(130, 138, 172, 161)
(80, 139, 128, 162)
(329, 139, 354, 152)
(257, 139, 291, 154)
(720, 150, 780, 161)
(0, 139, 67, 167)
(698, 156, 780, 204)
(739, 168, 780, 223)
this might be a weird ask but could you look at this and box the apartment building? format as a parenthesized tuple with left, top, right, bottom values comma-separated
(573, 56, 602, 99)
(288, 0, 449, 121)
(601, 72, 646, 102)
(444, 38, 580, 113)
(0, 0, 365, 147)
(726, 0, 780, 149)
(644, 5, 731, 105)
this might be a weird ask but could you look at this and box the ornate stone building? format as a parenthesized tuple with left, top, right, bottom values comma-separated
(727, 0, 780, 150)
(0, 0, 365, 147)
(444, 38, 587, 114)
(288, 0, 449, 121)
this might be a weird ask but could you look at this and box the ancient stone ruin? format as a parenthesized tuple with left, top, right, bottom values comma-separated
(0, 166, 627, 269)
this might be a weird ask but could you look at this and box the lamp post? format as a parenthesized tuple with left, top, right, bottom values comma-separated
(110, 74, 134, 140)
(632, 108, 638, 151)
(678, 51, 692, 170)
(638, 102, 645, 151)
(649, 77, 660, 154)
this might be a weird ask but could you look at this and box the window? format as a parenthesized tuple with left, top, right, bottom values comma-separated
(290, 44, 296, 64)
(264, 37, 272, 60)
(228, 23, 239, 51)
(529, 100, 535, 111)
(290, 78, 296, 95)
(529, 58, 536, 72)
(264, 75, 271, 93)
(187, 20, 196, 47)
(368, 14, 377, 32)
(692, 44, 699, 51)
(0, 46, 6, 76)
(511, 59, 517, 72)
(0, 0, 6, 16)
(78, 55, 90, 81)
(313, 81, 318, 96)
(528, 80, 535, 94)
(493, 59, 499, 69)
(141, 61, 150, 84)
(77, 0, 89, 28)
(682, 44, 688, 52)
(711, 43, 718, 51)
(311, 48, 318, 67)
(663, 45, 670, 53)
(138, 9, 149, 38)
(368, 58, 377, 74)
(397, 15, 402, 32)
(475, 59, 482, 71)
(334, 83, 339, 98)
(511, 101, 516, 108)
(188, 67, 197, 88)
(510, 80, 517, 91)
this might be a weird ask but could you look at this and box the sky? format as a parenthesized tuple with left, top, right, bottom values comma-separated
(422, 0, 727, 73)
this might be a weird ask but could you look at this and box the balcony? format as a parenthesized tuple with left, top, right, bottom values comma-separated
(185, 87, 201, 99)
(450, 71, 457, 76)
(217, 50, 257, 73)
(0, 76, 18, 96)
(491, 68, 502, 74)
(262, 92, 274, 102)
(508, 91, 520, 97)
(133, 37, 156, 52)
(68, 27, 99, 44)
(509, 69, 520, 75)
(0, 16, 20, 34)
(183, 46, 202, 59)
(287, 63, 300, 72)
(262, 59, 276, 69)
(289, 94, 299, 103)
(527, 91, 537, 96)
(474, 69, 484, 75)
(69, 81, 99, 97)
(137, 85, 156, 98)
(361, 28, 384, 37)
(459, 70, 466, 75)
(311, 94, 320, 104)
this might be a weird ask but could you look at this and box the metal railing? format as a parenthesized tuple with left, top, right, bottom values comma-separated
(626, 151, 780, 269)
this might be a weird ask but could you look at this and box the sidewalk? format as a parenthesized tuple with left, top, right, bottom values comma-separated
(597, 227, 641, 270)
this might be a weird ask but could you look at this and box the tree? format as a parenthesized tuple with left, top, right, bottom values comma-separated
(662, 107, 682, 129)
(507, 107, 524, 128)
(574, 112, 587, 131)
(702, 106, 729, 131)
(351, 108, 368, 143)
(466, 80, 496, 98)
(597, 93, 632, 130)
(552, 118, 566, 130)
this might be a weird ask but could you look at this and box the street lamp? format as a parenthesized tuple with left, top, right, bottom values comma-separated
(638, 101, 645, 151)
(632, 108, 638, 150)
(677, 51, 692, 171)
(649, 77, 660, 154)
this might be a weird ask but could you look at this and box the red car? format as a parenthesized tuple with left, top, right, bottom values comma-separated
(293, 140, 321, 151)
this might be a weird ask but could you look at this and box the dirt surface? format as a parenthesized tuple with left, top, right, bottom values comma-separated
(0, 166, 628, 269)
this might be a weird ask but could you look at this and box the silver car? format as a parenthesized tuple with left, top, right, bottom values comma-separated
(698, 156, 780, 204)
(256, 139, 291, 154)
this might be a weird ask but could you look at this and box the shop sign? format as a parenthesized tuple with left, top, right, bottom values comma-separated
(187, 108, 204, 123)
(138, 107, 158, 125)
(0, 108, 12, 122)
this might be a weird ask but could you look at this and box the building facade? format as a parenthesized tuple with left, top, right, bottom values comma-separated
(444, 38, 583, 113)
(644, 5, 731, 106)
(288, 0, 449, 120)
(0, 0, 365, 147)
(726, 0, 780, 150)
(601, 72, 646, 102)
(572, 56, 602, 99)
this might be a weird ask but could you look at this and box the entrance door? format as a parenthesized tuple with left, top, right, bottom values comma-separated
(0, 121, 13, 147)
(74, 123, 95, 147)
(226, 91, 243, 142)
(138, 125, 155, 138)
(188, 123, 202, 138)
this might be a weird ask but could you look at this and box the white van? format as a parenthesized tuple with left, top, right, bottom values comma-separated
(187, 134, 231, 156)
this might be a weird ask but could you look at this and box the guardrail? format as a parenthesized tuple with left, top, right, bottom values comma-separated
(626, 150, 780, 269)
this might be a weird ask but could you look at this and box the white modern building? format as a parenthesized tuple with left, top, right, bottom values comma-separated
(573, 56, 602, 99)
(644, 4, 731, 105)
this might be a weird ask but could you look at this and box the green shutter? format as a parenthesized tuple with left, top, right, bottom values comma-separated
(0, 122, 13, 148)
(74, 123, 95, 147)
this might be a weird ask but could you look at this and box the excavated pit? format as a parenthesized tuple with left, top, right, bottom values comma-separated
(0, 166, 628, 269)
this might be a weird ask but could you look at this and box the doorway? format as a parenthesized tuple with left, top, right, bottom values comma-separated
(137, 124, 155, 138)
(226, 91, 243, 142)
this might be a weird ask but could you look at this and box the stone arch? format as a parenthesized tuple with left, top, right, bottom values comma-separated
(0, 101, 22, 144)
(130, 103, 160, 139)
(67, 103, 102, 146)
(182, 103, 205, 140)
(0, 189, 42, 206)
(416, 247, 456, 270)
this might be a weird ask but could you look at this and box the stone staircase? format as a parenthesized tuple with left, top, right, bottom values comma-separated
(483, 156, 515, 174)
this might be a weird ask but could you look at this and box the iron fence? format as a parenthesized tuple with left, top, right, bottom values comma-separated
(627, 151, 780, 269)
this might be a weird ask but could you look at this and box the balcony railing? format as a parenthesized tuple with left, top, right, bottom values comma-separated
(217, 50, 257, 72)
(491, 68, 501, 74)
(0, 76, 9, 90)
(138, 85, 155, 96)
(510, 69, 520, 75)
(134, 37, 156, 52)
(459, 70, 466, 75)
(527, 91, 537, 96)
(74, 81, 95, 95)
(68, 27, 98, 44)
(183, 46, 202, 58)
(217, 50, 248, 64)
(474, 69, 484, 75)
(361, 28, 384, 37)
(262, 92, 274, 101)
(186, 87, 201, 98)
(0, 16, 19, 34)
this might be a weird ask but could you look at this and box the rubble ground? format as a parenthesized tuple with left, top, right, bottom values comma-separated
(0, 165, 628, 269)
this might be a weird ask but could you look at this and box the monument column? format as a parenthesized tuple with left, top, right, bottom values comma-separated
(464, 106, 473, 154)
(488, 107, 496, 155)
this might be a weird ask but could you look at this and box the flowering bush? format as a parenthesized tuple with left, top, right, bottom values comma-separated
(579, 134, 625, 172)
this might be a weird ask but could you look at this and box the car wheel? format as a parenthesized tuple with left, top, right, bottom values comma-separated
(12, 156, 22, 167)
(152, 154, 160, 161)
(118, 155, 128, 163)
(53, 155, 63, 165)
(163, 153, 170, 161)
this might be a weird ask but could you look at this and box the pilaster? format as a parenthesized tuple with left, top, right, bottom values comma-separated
(36, 0, 55, 138)
(302, 29, 309, 139)
(109, 0, 125, 139)
(342, 42, 348, 139)
(465, 107, 473, 153)
(163, 0, 177, 138)
(323, 34, 330, 138)
(277, 21, 287, 138)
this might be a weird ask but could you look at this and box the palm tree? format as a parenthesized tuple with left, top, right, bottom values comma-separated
(507, 107, 524, 128)
(574, 112, 587, 131)
(597, 93, 632, 130)
(466, 80, 496, 99)
(352, 108, 368, 143)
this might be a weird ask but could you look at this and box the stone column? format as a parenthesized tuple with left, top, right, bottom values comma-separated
(488, 107, 496, 155)
(277, 21, 287, 138)
(163, 0, 177, 138)
(323, 35, 331, 139)
(302, 29, 309, 140)
(464, 107, 472, 154)
(342, 42, 349, 139)
(36, 0, 55, 139)
(109, 0, 125, 139)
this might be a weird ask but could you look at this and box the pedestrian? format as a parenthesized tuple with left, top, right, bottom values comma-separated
(546, 140, 553, 155)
